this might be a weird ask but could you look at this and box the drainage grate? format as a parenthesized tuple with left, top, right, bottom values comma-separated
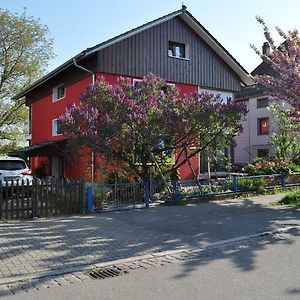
(89, 266, 128, 280)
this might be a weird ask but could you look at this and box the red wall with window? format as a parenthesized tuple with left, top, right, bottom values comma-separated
(30, 72, 200, 180)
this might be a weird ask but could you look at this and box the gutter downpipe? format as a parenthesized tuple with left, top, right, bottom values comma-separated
(73, 58, 96, 183)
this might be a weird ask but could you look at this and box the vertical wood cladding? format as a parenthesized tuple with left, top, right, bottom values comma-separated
(98, 17, 241, 91)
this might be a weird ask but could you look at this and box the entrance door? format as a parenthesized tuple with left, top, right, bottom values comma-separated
(52, 156, 64, 178)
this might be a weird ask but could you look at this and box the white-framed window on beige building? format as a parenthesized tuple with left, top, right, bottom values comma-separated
(257, 117, 269, 135)
(257, 97, 269, 108)
(257, 148, 269, 158)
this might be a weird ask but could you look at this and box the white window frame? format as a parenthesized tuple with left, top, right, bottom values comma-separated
(133, 78, 142, 86)
(167, 83, 175, 88)
(52, 83, 66, 102)
(52, 118, 62, 136)
(133, 78, 175, 88)
(168, 41, 190, 60)
(257, 97, 269, 109)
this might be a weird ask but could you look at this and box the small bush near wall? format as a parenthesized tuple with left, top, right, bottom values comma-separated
(277, 189, 300, 207)
(236, 177, 266, 193)
(246, 158, 300, 175)
(33, 162, 48, 178)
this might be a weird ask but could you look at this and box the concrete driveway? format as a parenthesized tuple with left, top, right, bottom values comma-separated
(0, 193, 299, 283)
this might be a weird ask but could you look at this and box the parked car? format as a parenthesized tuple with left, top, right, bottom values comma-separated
(0, 156, 33, 187)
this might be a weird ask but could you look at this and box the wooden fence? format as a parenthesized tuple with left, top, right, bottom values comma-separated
(0, 178, 85, 220)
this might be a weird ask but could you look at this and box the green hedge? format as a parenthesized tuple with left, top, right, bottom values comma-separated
(235, 177, 266, 193)
(278, 189, 300, 207)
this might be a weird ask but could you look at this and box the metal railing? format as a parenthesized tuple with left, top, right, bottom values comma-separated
(85, 173, 300, 212)
(86, 182, 149, 212)
(172, 173, 300, 202)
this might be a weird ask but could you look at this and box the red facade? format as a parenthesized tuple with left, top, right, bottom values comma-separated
(30, 72, 200, 181)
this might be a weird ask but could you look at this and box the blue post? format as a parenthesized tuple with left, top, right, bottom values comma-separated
(145, 182, 150, 208)
(86, 186, 94, 213)
(281, 173, 286, 188)
(233, 176, 238, 193)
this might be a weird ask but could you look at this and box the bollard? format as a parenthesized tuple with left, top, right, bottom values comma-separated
(233, 176, 238, 193)
(145, 182, 150, 208)
(86, 186, 94, 213)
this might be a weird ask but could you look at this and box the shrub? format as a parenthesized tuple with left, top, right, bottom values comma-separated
(33, 162, 47, 178)
(104, 169, 132, 184)
(277, 189, 300, 207)
(246, 158, 300, 175)
(236, 177, 266, 193)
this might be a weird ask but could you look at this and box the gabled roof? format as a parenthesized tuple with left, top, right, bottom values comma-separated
(234, 84, 266, 100)
(251, 61, 278, 77)
(14, 6, 252, 100)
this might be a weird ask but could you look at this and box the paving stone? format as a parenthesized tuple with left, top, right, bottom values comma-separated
(0, 197, 299, 293)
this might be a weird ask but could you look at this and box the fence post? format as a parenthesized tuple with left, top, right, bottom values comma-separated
(86, 186, 94, 213)
(145, 182, 150, 208)
(233, 176, 238, 193)
(0, 181, 2, 219)
(80, 179, 86, 214)
(172, 181, 179, 204)
(281, 173, 286, 188)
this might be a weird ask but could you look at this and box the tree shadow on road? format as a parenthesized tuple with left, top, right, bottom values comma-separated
(0, 195, 299, 296)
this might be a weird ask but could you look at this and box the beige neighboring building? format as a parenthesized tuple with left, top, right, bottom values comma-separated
(234, 89, 292, 166)
(234, 42, 286, 166)
(234, 85, 272, 165)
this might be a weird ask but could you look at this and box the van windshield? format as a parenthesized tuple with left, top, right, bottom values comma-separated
(0, 160, 26, 171)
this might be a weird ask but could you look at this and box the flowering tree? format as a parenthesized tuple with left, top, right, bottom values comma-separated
(270, 104, 300, 163)
(251, 17, 300, 110)
(60, 74, 246, 181)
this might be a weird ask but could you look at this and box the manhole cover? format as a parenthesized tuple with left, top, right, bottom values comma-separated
(89, 266, 128, 279)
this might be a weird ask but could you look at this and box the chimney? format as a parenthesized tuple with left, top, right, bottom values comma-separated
(262, 42, 270, 55)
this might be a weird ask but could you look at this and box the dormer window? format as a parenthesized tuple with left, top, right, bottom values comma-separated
(168, 41, 188, 59)
(53, 84, 65, 101)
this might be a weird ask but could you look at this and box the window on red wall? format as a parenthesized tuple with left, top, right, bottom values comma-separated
(257, 117, 269, 135)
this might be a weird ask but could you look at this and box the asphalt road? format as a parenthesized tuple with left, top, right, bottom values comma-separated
(5, 228, 300, 300)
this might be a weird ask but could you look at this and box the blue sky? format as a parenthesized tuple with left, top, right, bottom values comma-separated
(1, 0, 300, 73)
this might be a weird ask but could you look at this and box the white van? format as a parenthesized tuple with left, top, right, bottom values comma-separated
(0, 156, 33, 186)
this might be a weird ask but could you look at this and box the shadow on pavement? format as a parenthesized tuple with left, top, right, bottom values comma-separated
(0, 195, 299, 296)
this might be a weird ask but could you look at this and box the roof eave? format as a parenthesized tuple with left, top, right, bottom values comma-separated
(180, 12, 253, 86)
(15, 7, 253, 100)
(13, 9, 184, 101)
(84, 9, 183, 56)
(13, 52, 85, 100)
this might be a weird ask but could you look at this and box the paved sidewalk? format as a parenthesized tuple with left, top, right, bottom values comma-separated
(0, 193, 299, 283)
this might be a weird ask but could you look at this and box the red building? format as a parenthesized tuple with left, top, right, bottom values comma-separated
(14, 6, 251, 181)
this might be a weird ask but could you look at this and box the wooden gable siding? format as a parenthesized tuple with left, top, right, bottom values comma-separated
(97, 17, 241, 91)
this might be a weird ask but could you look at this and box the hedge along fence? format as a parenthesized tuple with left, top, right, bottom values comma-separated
(171, 173, 300, 202)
